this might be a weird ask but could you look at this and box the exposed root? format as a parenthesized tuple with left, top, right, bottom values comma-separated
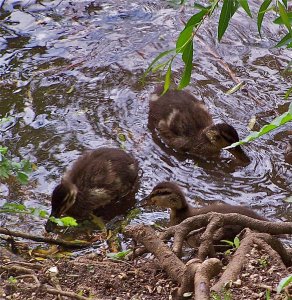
(125, 212, 292, 299)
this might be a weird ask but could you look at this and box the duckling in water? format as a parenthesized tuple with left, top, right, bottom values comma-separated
(45, 148, 140, 232)
(149, 86, 250, 163)
(142, 182, 265, 231)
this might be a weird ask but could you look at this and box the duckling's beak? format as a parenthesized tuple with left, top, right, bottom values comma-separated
(45, 218, 56, 233)
(140, 195, 152, 207)
(228, 145, 250, 163)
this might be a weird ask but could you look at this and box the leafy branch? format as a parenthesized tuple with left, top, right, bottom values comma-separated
(0, 202, 78, 227)
(145, 0, 292, 145)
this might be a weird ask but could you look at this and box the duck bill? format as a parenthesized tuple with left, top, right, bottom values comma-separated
(45, 211, 59, 233)
(140, 195, 152, 207)
(45, 217, 56, 233)
(228, 146, 250, 163)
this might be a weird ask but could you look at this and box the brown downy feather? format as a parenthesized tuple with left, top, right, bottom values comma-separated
(148, 86, 250, 163)
(45, 148, 139, 232)
(143, 182, 266, 241)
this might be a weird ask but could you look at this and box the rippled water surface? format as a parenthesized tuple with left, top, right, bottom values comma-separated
(0, 0, 291, 237)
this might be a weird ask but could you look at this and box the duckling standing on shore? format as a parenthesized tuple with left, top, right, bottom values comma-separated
(149, 87, 250, 162)
(45, 148, 140, 232)
(142, 182, 265, 239)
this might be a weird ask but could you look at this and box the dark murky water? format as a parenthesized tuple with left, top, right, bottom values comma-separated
(0, 0, 291, 238)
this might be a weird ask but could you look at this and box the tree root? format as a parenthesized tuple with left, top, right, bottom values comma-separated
(126, 212, 292, 299)
(163, 212, 292, 258)
(0, 226, 91, 248)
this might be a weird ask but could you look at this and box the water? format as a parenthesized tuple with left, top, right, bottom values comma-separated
(0, 0, 291, 238)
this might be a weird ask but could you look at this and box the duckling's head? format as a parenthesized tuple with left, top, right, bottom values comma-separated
(45, 179, 78, 232)
(205, 123, 250, 163)
(141, 182, 187, 210)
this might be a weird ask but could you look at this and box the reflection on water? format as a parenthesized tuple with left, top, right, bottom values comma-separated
(0, 0, 291, 236)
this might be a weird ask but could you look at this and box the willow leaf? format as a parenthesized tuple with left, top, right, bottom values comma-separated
(278, 1, 292, 32)
(218, 0, 238, 41)
(257, 0, 272, 36)
(163, 63, 172, 94)
(142, 49, 175, 81)
(225, 108, 292, 148)
(275, 32, 292, 47)
(178, 41, 193, 89)
(238, 0, 252, 17)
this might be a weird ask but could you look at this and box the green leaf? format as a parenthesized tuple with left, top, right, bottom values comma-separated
(266, 289, 271, 300)
(2, 203, 26, 212)
(178, 41, 193, 90)
(276, 32, 292, 47)
(225, 109, 292, 149)
(221, 240, 234, 247)
(60, 216, 78, 227)
(49, 216, 64, 226)
(8, 276, 18, 284)
(176, 9, 208, 54)
(163, 63, 172, 94)
(274, 12, 292, 24)
(257, 0, 272, 36)
(118, 133, 127, 142)
(218, 0, 239, 41)
(185, 9, 208, 27)
(277, 274, 292, 293)
(0, 147, 8, 154)
(238, 0, 252, 18)
(234, 236, 240, 248)
(193, 3, 211, 10)
(17, 171, 29, 184)
(225, 81, 245, 95)
(176, 26, 193, 53)
(278, 1, 292, 32)
(142, 49, 176, 81)
(282, 0, 287, 8)
(284, 86, 292, 99)
(106, 249, 132, 260)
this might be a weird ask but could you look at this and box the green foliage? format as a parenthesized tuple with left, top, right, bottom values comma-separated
(218, 0, 239, 41)
(0, 202, 78, 228)
(106, 249, 132, 260)
(277, 274, 292, 293)
(49, 216, 78, 227)
(144, 0, 292, 145)
(257, 0, 273, 36)
(258, 256, 269, 268)
(0, 202, 48, 218)
(225, 102, 292, 149)
(222, 236, 240, 255)
(0, 116, 35, 184)
(7, 276, 18, 284)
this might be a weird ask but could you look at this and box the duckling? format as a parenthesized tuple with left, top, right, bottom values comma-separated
(149, 86, 250, 162)
(142, 182, 265, 227)
(45, 148, 140, 232)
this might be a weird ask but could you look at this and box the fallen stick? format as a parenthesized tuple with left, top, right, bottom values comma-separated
(0, 227, 90, 248)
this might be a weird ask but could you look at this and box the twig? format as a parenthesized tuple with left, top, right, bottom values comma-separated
(16, 274, 41, 286)
(0, 227, 91, 248)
